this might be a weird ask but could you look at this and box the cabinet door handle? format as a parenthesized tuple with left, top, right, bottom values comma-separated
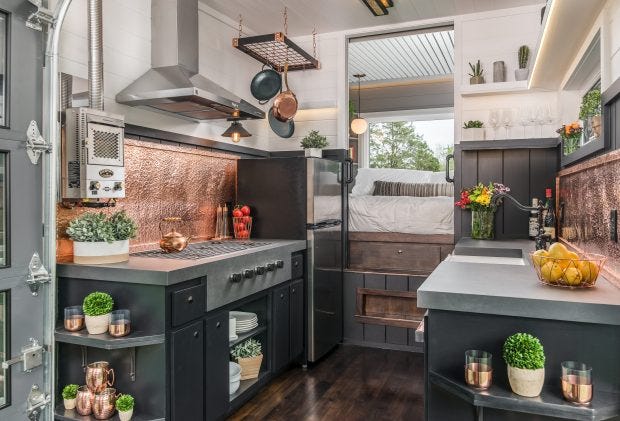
(193, 331, 199, 338)
(280, 293, 285, 299)
(216, 322, 221, 329)
(291, 288, 296, 294)
(187, 296, 194, 303)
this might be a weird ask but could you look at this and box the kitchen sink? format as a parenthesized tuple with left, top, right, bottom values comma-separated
(446, 254, 526, 265)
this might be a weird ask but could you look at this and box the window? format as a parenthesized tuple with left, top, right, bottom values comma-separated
(0, 153, 6, 267)
(0, 11, 6, 127)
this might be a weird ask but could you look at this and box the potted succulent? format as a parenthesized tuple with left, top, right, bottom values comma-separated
(462, 120, 485, 141)
(515, 45, 530, 81)
(231, 338, 263, 380)
(66, 210, 137, 264)
(579, 89, 602, 140)
(62, 384, 79, 410)
(503, 333, 546, 397)
(301, 130, 329, 158)
(115, 394, 135, 421)
(83, 291, 114, 334)
(468, 60, 485, 84)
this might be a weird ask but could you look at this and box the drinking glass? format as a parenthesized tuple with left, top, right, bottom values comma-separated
(518, 107, 529, 138)
(108, 309, 131, 337)
(501, 108, 513, 139)
(488, 109, 500, 140)
(561, 361, 592, 404)
(64, 305, 85, 332)
(465, 350, 493, 389)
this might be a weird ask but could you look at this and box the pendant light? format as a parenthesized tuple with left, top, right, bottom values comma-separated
(222, 109, 251, 143)
(351, 73, 368, 135)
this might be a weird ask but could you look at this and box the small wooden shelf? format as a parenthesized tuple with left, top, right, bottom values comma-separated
(460, 80, 530, 97)
(230, 370, 270, 403)
(229, 325, 267, 348)
(55, 327, 164, 350)
(54, 404, 164, 421)
(429, 371, 620, 421)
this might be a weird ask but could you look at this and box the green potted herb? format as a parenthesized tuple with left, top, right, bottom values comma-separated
(83, 291, 114, 334)
(503, 333, 545, 397)
(579, 89, 602, 139)
(62, 384, 79, 410)
(515, 45, 530, 81)
(468, 60, 484, 84)
(230, 338, 263, 380)
(66, 210, 137, 264)
(115, 394, 135, 421)
(300, 130, 329, 158)
(462, 120, 485, 141)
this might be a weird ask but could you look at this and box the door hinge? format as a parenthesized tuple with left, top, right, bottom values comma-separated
(26, 384, 51, 421)
(25, 121, 51, 165)
(1, 338, 45, 372)
(26, 252, 52, 296)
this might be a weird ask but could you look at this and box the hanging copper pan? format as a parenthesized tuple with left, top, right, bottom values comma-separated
(272, 63, 298, 122)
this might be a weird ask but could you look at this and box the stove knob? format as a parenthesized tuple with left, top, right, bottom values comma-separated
(275, 260, 284, 269)
(229, 273, 243, 283)
(244, 269, 255, 279)
(266, 262, 276, 272)
(255, 266, 266, 275)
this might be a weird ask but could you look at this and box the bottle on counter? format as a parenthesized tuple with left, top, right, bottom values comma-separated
(529, 198, 539, 240)
(543, 188, 556, 242)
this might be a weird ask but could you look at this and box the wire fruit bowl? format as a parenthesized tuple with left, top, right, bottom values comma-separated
(233, 217, 252, 239)
(529, 252, 606, 289)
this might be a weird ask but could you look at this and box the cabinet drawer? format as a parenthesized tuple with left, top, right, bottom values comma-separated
(291, 254, 304, 279)
(349, 241, 442, 274)
(171, 284, 206, 327)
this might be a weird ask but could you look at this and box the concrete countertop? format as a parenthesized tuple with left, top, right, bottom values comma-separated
(57, 239, 307, 286)
(417, 238, 620, 325)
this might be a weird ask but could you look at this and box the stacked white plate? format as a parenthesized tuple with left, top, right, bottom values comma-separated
(230, 311, 258, 333)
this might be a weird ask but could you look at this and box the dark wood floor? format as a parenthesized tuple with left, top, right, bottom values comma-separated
(229, 345, 425, 421)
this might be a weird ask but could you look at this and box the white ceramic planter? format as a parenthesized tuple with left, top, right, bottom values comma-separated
(462, 127, 485, 141)
(85, 313, 111, 335)
(515, 68, 529, 81)
(304, 148, 322, 158)
(507, 365, 545, 397)
(73, 240, 129, 265)
(63, 398, 76, 410)
(118, 408, 133, 421)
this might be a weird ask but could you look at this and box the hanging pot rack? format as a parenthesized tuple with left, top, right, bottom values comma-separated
(233, 10, 320, 72)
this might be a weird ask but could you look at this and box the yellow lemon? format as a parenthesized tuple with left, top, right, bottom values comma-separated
(579, 261, 599, 284)
(548, 242, 569, 259)
(531, 249, 549, 268)
(541, 261, 563, 283)
(563, 267, 582, 286)
(567, 251, 580, 261)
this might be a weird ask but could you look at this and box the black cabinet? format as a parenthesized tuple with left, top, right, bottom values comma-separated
(273, 283, 291, 372)
(205, 311, 230, 421)
(290, 279, 304, 360)
(170, 320, 204, 420)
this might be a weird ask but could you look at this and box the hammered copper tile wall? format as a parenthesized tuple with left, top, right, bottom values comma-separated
(558, 149, 620, 286)
(57, 138, 238, 261)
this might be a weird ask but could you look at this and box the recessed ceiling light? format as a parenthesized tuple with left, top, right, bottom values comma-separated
(361, 0, 394, 17)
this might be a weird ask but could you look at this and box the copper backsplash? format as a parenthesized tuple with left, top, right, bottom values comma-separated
(558, 149, 620, 287)
(57, 138, 238, 261)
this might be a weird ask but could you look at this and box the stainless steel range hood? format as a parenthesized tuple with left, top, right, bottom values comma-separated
(116, 0, 264, 121)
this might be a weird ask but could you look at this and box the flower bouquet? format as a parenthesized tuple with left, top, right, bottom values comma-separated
(556, 122, 582, 156)
(455, 183, 509, 240)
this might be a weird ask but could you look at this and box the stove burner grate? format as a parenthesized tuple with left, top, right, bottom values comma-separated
(131, 241, 273, 260)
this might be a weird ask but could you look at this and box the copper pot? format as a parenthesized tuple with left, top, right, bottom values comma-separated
(92, 388, 119, 420)
(76, 386, 94, 416)
(86, 361, 115, 394)
(272, 63, 298, 122)
(159, 217, 192, 253)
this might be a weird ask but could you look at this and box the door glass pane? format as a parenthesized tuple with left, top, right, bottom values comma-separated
(0, 291, 7, 407)
(0, 154, 5, 266)
(0, 11, 6, 126)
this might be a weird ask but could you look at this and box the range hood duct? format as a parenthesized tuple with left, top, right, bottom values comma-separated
(88, 0, 104, 110)
(116, 0, 264, 121)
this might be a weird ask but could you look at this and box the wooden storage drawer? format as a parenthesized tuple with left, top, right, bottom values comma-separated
(291, 253, 304, 279)
(171, 284, 206, 327)
(349, 241, 442, 274)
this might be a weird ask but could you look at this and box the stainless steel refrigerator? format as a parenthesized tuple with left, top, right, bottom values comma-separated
(237, 157, 343, 362)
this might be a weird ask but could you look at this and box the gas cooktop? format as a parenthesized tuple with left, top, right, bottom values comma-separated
(131, 241, 273, 260)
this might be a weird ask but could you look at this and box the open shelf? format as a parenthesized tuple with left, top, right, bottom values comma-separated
(456, 137, 560, 151)
(429, 371, 620, 421)
(460, 80, 530, 97)
(229, 325, 267, 348)
(230, 370, 270, 403)
(54, 404, 164, 421)
(55, 327, 164, 350)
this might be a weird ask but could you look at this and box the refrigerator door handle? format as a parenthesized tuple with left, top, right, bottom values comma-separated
(307, 219, 342, 230)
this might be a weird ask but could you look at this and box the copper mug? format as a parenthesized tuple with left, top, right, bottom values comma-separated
(86, 361, 115, 393)
(76, 385, 94, 416)
(92, 387, 119, 420)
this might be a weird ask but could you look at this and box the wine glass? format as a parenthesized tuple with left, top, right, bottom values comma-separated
(518, 107, 529, 138)
(488, 109, 500, 140)
(501, 108, 512, 139)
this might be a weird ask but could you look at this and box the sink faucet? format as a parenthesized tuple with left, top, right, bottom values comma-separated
(492, 192, 548, 250)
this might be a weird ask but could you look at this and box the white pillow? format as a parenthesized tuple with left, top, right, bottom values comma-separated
(351, 167, 447, 196)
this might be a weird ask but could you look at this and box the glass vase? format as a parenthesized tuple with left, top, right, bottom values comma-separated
(471, 208, 495, 240)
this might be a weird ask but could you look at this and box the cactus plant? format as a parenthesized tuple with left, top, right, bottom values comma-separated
(468, 60, 483, 77)
(518, 45, 530, 69)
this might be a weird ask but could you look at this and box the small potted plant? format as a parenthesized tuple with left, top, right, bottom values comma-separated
(115, 394, 135, 421)
(503, 333, 546, 397)
(579, 89, 601, 139)
(300, 130, 329, 158)
(462, 120, 485, 141)
(83, 291, 114, 334)
(468, 60, 484, 84)
(62, 384, 79, 410)
(230, 338, 263, 380)
(515, 45, 530, 81)
(556, 122, 583, 155)
(67, 210, 137, 264)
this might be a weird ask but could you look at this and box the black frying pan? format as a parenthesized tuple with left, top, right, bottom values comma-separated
(268, 106, 294, 138)
(250, 64, 282, 103)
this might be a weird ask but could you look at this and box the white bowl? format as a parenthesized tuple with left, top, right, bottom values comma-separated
(230, 362, 241, 394)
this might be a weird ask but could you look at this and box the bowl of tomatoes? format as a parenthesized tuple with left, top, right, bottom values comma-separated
(232, 205, 252, 239)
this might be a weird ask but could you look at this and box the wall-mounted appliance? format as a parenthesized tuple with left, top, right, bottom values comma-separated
(62, 107, 125, 200)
